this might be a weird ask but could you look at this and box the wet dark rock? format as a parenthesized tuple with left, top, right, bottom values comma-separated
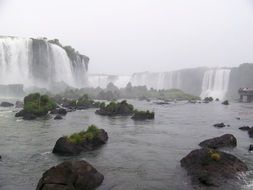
(23, 112, 37, 120)
(222, 100, 229, 105)
(199, 134, 237, 149)
(0, 101, 14, 107)
(248, 128, 253, 138)
(50, 108, 67, 115)
(15, 109, 37, 120)
(54, 115, 63, 120)
(15, 109, 26, 117)
(203, 97, 213, 103)
(215, 98, 220, 101)
(36, 160, 104, 190)
(238, 126, 253, 138)
(180, 148, 248, 187)
(213, 123, 226, 128)
(15, 101, 24, 108)
(239, 126, 250, 131)
(249, 144, 253, 151)
(53, 126, 108, 155)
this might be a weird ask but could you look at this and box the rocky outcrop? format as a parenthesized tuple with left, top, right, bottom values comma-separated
(15, 93, 56, 120)
(131, 110, 155, 120)
(53, 126, 108, 155)
(199, 134, 237, 149)
(36, 160, 104, 190)
(95, 100, 134, 116)
(180, 148, 248, 187)
(0, 102, 14, 107)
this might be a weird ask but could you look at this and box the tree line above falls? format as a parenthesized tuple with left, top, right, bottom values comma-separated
(45, 82, 201, 102)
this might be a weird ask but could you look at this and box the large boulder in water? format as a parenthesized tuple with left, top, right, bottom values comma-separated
(36, 160, 104, 190)
(0, 102, 14, 107)
(199, 134, 237, 149)
(180, 148, 248, 187)
(53, 125, 108, 155)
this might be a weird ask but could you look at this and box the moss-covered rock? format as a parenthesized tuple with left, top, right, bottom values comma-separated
(15, 93, 56, 120)
(180, 148, 248, 187)
(131, 110, 155, 120)
(95, 100, 134, 116)
(52, 125, 108, 155)
(52, 94, 102, 110)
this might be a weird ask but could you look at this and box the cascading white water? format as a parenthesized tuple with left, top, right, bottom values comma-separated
(88, 75, 131, 88)
(0, 37, 88, 90)
(0, 37, 32, 86)
(130, 71, 182, 90)
(50, 44, 75, 87)
(200, 69, 231, 100)
(89, 72, 183, 90)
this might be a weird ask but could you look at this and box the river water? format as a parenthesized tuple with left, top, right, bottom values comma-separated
(1, 99, 253, 190)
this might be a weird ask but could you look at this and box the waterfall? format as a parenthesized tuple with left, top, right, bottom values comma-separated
(200, 69, 231, 100)
(0, 37, 32, 86)
(88, 75, 131, 88)
(130, 71, 182, 90)
(0, 36, 89, 90)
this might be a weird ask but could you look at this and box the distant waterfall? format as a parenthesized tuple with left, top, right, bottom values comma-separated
(200, 69, 231, 100)
(0, 36, 89, 89)
(88, 75, 131, 88)
(89, 72, 182, 90)
(130, 71, 182, 90)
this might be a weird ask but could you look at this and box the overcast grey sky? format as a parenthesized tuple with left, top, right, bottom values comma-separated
(0, 0, 253, 75)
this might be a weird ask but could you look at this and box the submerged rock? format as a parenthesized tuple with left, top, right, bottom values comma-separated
(213, 123, 226, 128)
(53, 125, 108, 155)
(199, 134, 237, 149)
(249, 144, 253, 151)
(0, 102, 14, 107)
(36, 160, 104, 190)
(54, 115, 63, 120)
(180, 148, 248, 187)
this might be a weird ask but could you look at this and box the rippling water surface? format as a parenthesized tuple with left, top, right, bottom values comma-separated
(1, 99, 253, 190)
